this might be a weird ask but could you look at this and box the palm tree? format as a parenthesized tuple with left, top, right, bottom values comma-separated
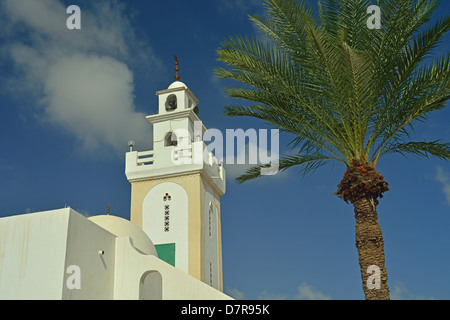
(215, 0, 450, 300)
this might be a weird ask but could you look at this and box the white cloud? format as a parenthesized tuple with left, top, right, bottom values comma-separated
(259, 283, 330, 300)
(2, 0, 135, 61)
(219, 132, 283, 182)
(295, 283, 331, 300)
(435, 166, 450, 206)
(43, 53, 151, 153)
(391, 282, 435, 300)
(258, 290, 288, 300)
(225, 287, 245, 300)
(0, 0, 159, 155)
(231, 283, 330, 300)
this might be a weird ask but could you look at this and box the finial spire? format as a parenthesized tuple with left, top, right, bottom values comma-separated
(174, 55, 180, 81)
(106, 203, 111, 216)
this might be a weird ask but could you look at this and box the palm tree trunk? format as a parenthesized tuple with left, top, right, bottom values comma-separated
(353, 197, 390, 300)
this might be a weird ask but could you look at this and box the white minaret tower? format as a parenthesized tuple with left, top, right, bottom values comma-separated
(125, 57, 226, 290)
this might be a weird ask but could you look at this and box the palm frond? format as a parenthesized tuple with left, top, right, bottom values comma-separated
(215, 0, 450, 183)
(370, 53, 450, 164)
(235, 153, 341, 184)
(381, 140, 450, 160)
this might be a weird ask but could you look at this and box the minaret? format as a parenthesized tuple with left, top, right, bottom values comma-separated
(125, 57, 226, 290)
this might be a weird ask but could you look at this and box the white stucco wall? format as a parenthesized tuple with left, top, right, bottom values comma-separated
(62, 210, 117, 299)
(114, 237, 231, 300)
(0, 209, 69, 299)
(0, 208, 231, 300)
(0, 208, 117, 299)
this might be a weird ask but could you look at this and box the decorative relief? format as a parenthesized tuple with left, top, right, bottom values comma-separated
(164, 193, 171, 232)
(163, 193, 172, 201)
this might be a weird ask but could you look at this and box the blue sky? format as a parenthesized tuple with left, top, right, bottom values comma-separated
(0, 0, 449, 300)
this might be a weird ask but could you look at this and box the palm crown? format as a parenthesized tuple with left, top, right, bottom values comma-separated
(216, 0, 450, 184)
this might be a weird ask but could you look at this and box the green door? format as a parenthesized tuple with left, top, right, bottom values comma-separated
(155, 243, 175, 267)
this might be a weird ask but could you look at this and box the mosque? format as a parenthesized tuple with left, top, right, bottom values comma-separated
(0, 69, 232, 299)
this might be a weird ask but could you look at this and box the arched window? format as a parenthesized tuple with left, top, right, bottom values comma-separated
(164, 132, 178, 147)
(165, 94, 177, 112)
(139, 271, 162, 300)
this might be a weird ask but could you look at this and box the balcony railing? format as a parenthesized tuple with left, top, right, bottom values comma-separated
(126, 142, 225, 193)
(137, 150, 154, 166)
(131, 142, 223, 178)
